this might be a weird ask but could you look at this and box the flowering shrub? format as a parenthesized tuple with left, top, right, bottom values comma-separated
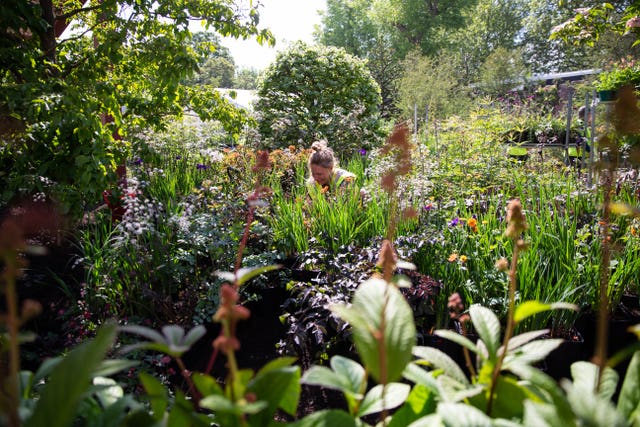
(597, 56, 640, 91)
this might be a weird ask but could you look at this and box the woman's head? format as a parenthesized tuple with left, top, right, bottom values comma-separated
(308, 140, 336, 186)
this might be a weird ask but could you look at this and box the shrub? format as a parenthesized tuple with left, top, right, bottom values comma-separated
(254, 42, 385, 160)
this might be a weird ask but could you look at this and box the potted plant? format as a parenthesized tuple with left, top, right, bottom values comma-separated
(596, 56, 640, 102)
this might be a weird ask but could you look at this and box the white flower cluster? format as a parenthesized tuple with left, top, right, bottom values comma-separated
(200, 148, 224, 163)
(115, 177, 164, 239)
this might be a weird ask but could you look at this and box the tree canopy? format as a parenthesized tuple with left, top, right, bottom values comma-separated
(254, 42, 384, 158)
(0, 0, 273, 217)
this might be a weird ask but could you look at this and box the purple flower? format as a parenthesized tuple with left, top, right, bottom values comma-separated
(359, 148, 367, 156)
(423, 204, 433, 211)
(175, 155, 182, 160)
(133, 158, 143, 166)
(449, 217, 460, 227)
(196, 163, 209, 170)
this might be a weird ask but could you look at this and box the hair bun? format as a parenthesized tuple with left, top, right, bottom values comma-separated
(311, 140, 328, 152)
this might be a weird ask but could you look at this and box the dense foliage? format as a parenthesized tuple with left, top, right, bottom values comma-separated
(0, 0, 273, 218)
(254, 42, 385, 158)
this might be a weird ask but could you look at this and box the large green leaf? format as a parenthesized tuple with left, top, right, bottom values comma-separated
(387, 384, 437, 427)
(508, 363, 575, 425)
(330, 277, 416, 383)
(433, 330, 480, 356)
(330, 355, 366, 396)
(469, 305, 501, 361)
(437, 402, 494, 427)
(302, 355, 366, 413)
(287, 409, 357, 427)
(566, 361, 625, 426)
(503, 338, 564, 368)
(412, 346, 470, 385)
(247, 365, 301, 424)
(357, 383, 410, 417)
(571, 361, 619, 401)
(617, 351, 640, 423)
(24, 322, 118, 427)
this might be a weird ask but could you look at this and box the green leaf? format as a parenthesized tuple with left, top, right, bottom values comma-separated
(571, 361, 619, 401)
(387, 384, 437, 427)
(502, 329, 550, 353)
(287, 409, 357, 427)
(24, 322, 118, 427)
(508, 363, 575, 425)
(412, 346, 470, 385)
(192, 373, 224, 398)
(330, 355, 366, 396)
(503, 338, 564, 367)
(302, 366, 347, 391)
(139, 372, 168, 418)
(248, 365, 301, 423)
(215, 264, 281, 286)
(617, 351, 640, 422)
(433, 330, 479, 356)
(437, 402, 493, 427)
(514, 301, 578, 323)
(469, 305, 501, 361)
(357, 383, 410, 417)
(523, 400, 570, 427)
(402, 363, 441, 396)
(93, 359, 139, 378)
(330, 277, 416, 383)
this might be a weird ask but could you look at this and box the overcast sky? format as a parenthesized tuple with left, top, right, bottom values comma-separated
(221, 0, 327, 70)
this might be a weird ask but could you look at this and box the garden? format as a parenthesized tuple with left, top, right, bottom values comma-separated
(2, 0, 640, 426)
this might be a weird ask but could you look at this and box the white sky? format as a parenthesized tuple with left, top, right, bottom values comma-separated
(221, 0, 327, 70)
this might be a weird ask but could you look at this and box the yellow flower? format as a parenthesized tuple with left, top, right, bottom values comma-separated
(448, 253, 458, 262)
(460, 255, 468, 263)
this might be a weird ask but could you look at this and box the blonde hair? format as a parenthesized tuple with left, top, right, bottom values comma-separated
(308, 140, 336, 170)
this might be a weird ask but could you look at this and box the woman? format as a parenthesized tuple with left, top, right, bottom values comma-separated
(305, 140, 356, 195)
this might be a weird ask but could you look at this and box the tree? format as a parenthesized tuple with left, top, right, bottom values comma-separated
(396, 50, 469, 121)
(478, 47, 529, 97)
(317, 0, 403, 118)
(184, 31, 236, 88)
(549, 0, 640, 65)
(370, 0, 477, 57)
(234, 67, 261, 90)
(520, 0, 605, 73)
(447, 0, 528, 83)
(0, 0, 273, 217)
(254, 42, 384, 158)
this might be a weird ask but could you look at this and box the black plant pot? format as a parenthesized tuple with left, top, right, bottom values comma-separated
(544, 330, 588, 381)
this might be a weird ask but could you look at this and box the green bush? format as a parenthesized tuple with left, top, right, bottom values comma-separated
(254, 42, 385, 159)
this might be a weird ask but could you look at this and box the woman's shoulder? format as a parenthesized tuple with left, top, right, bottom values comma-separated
(333, 168, 356, 186)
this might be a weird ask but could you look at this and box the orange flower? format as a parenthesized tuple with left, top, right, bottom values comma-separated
(631, 227, 637, 236)
(467, 218, 477, 228)
(448, 253, 458, 262)
(321, 185, 329, 194)
(288, 145, 296, 152)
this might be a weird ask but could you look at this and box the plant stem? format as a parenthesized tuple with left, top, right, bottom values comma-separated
(487, 243, 520, 416)
(2, 252, 21, 427)
(595, 170, 613, 390)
